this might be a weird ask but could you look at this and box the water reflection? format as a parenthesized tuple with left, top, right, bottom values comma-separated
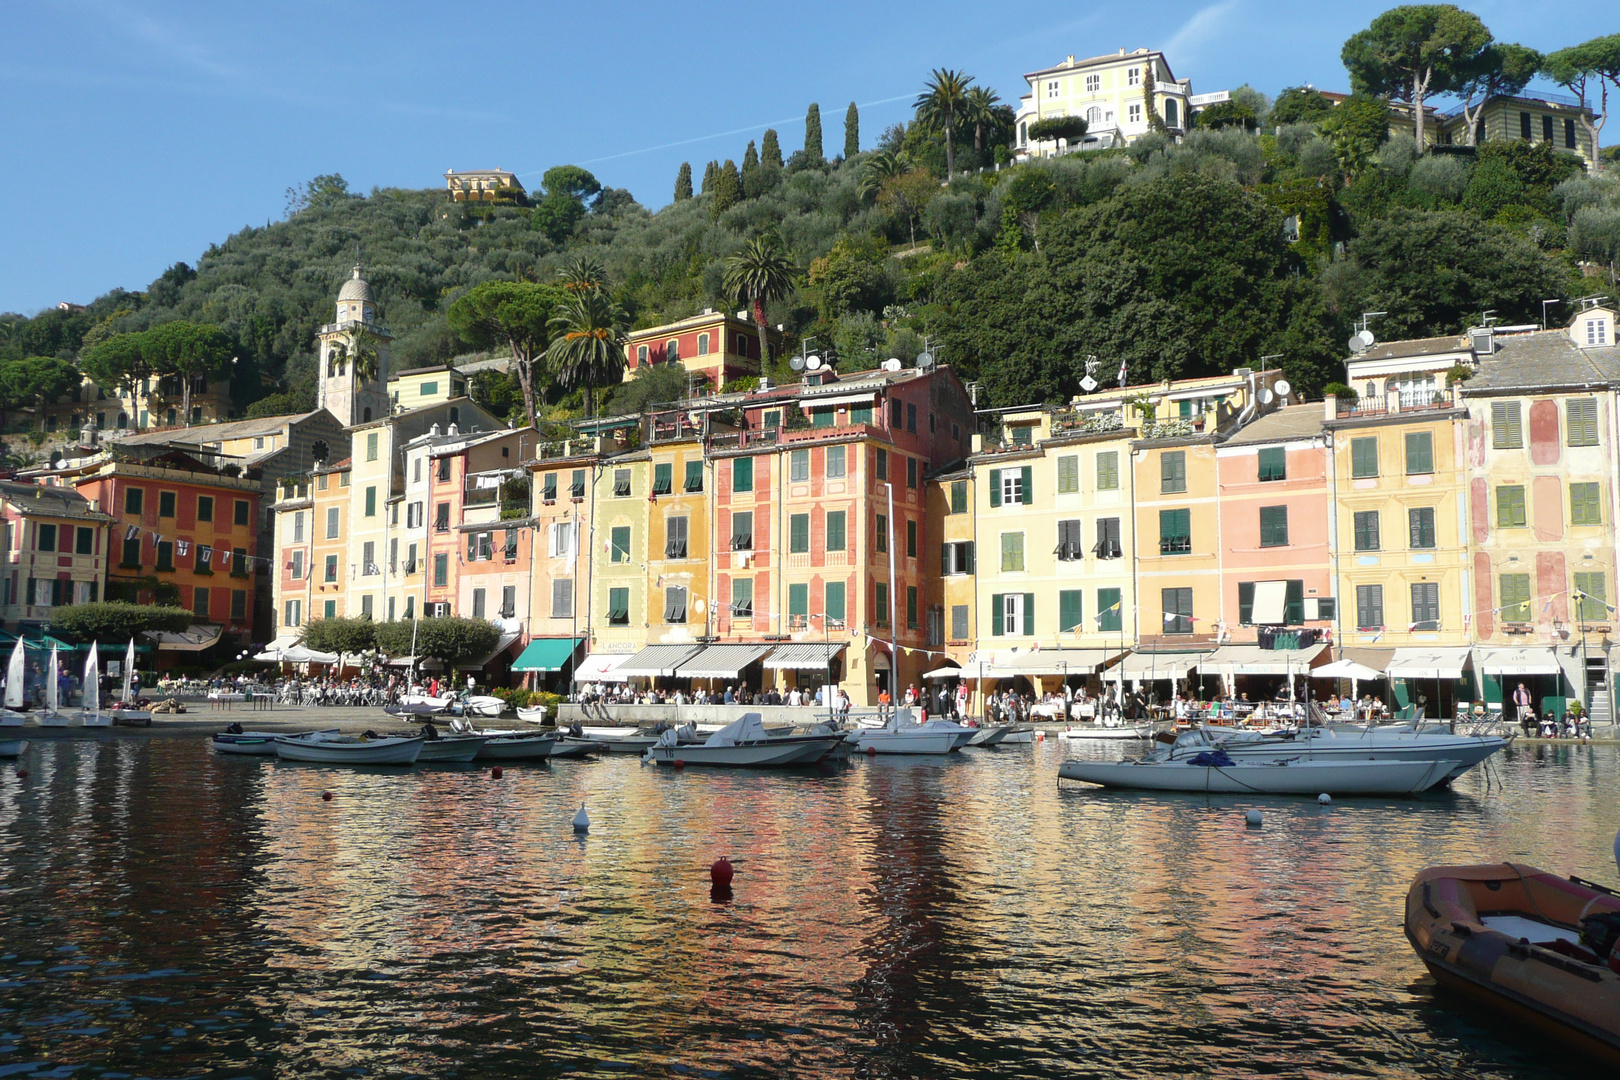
(0, 738, 1613, 1077)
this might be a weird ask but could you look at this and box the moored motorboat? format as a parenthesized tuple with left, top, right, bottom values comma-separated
(1155, 724, 1508, 780)
(644, 714, 841, 767)
(462, 695, 506, 718)
(474, 732, 558, 761)
(1405, 863, 1620, 1066)
(213, 727, 340, 755)
(1059, 720, 1167, 740)
(849, 711, 961, 755)
(548, 738, 605, 759)
(1057, 754, 1457, 795)
(0, 738, 26, 757)
(274, 731, 424, 765)
(415, 734, 491, 762)
(967, 722, 1034, 746)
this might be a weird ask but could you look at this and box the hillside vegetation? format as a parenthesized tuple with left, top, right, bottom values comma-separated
(3, 30, 1617, 419)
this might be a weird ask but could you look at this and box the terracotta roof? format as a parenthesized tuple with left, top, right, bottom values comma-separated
(1223, 404, 1326, 444)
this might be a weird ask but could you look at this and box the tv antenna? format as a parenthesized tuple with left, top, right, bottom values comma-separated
(789, 337, 816, 373)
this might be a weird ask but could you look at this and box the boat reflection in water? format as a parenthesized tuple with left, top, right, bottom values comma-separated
(0, 737, 1612, 1077)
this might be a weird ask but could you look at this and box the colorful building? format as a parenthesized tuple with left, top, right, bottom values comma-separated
(623, 310, 768, 391)
(0, 481, 114, 627)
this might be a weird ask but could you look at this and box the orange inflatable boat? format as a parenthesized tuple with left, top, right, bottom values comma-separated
(1405, 863, 1620, 1065)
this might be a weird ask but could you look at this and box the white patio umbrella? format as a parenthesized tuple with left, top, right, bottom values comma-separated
(1311, 658, 1384, 702)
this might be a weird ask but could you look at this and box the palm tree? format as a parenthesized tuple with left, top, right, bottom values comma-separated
(546, 289, 627, 418)
(327, 325, 381, 387)
(857, 150, 907, 201)
(722, 237, 796, 368)
(555, 255, 606, 294)
(914, 68, 974, 176)
(962, 85, 1002, 153)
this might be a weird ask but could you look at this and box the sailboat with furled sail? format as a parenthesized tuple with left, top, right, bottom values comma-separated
(79, 641, 111, 727)
(0, 638, 25, 726)
(113, 638, 151, 726)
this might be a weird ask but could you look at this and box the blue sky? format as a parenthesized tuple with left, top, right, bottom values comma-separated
(1, 0, 1610, 315)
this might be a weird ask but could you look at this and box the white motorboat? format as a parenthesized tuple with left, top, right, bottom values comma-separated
(396, 693, 455, 713)
(1155, 725, 1509, 781)
(463, 695, 506, 717)
(516, 705, 550, 724)
(0, 738, 26, 757)
(77, 642, 112, 727)
(274, 731, 424, 765)
(474, 733, 558, 760)
(966, 722, 1034, 746)
(213, 728, 341, 755)
(0, 638, 26, 726)
(849, 711, 961, 755)
(1057, 755, 1458, 795)
(1059, 720, 1169, 740)
(644, 714, 841, 767)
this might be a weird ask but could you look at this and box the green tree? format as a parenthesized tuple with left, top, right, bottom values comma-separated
(81, 321, 233, 427)
(243, 387, 315, 419)
(741, 140, 760, 198)
(857, 150, 908, 201)
(541, 165, 602, 205)
(555, 255, 607, 294)
(546, 288, 628, 418)
(467, 368, 524, 422)
(325, 321, 379, 384)
(807, 238, 891, 321)
(605, 359, 689, 415)
(446, 281, 564, 428)
(915, 69, 974, 176)
(702, 160, 718, 193)
(674, 162, 693, 201)
(844, 102, 860, 158)
(1543, 35, 1620, 171)
(962, 85, 1003, 152)
(804, 103, 823, 162)
(709, 159, 741, 220)
(0, 355, 78, 431)
(531, 192, 585, 241)
(51, 602, 193, 643)
(1027, 116, 1088, 144)
(375, 616, 500, 668)
(1341, 5, 1491, 152)
(300, 616, 379, 656)
(1456, 43, 1543, 145)
(762, 129, 783, 168)
(1270, 86, 1336, 125)
(878, 170, 940, 248)
(1195, 99, 1258, 131)
(723, 237, 796, 367)
(742, 140, 759, 172)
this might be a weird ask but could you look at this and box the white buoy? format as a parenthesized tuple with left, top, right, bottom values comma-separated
(1245, 809, 1263, 827)
(1318, 793, 1332, 805)
(573, 804, 590, 833)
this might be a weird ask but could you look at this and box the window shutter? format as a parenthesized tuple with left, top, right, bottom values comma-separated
(1568, 398, 1599, 446)
(1285, 579, 1304, 625)
(1021, 466, 1033, 506)
(1059, 590, 1082, 632)
(1238, 581, 1255, 625)
(1023, 593, 1035, 633)
(988, 469, 1002, 507)
(964, 542, 974, 574)
(991, 595, 1004, 636)
(942, 545, 950, 576)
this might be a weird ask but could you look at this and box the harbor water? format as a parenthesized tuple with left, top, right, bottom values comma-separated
(0, 734, 1614, 1078)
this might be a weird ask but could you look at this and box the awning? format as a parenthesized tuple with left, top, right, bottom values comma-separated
(761, 642, 847, 670)
(1339, 646, 1394, 671)
(616, 644, 706, 678)
(1119, 650, 1212, 680)
(922, 664, 963, 679)
(575, 653, 633, 682)
(996, 648, 1117, 676)
(456, 629, 524, 671)
(149, 624, 223, 652)
(1475, 646, 1561, 677)
(510, 636, 584, 673)
(1312, 658, 1384, 681)
(674, 644, 773, 678)
(1386, 647, 1473, 680)
(1204, 643, 1328, 676)
(1250, 581, 1288, 625)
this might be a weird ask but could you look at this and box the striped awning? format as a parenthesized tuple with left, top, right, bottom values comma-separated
(760, 642, 847, 670)
(615, 644, 705, 678)
(674, 644, 774, 678)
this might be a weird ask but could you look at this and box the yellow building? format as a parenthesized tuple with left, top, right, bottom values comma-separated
(444, 169, 524, 201)
(1385, 93, 1601, 171)
(1014, 48, 1193, 157)
(390, 365, 467, 413)
(589, 453, 652, 658)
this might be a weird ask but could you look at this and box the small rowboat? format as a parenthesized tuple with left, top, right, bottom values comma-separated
(1057, 755, 1457, 795)
(415, 735, 490, 762)
(1405, 863, 1620, 1066)
(0, 738, 26, 758)
(274, 731, 423, 765)
(1059, 721, 1167, 740)
(516, 705, 550, 724)
(214, 728, 339, 755)
(474, 733, 558, 761)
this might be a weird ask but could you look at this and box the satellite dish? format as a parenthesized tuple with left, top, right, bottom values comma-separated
(806, 355, 822, 371)
(1258, 388, 1275, 404)
(1348, 337, 1363, 355)
(1273, 379, 1291, 398)
(917, 351, 934, 368)
(1356, 329, 1376, 349)
(883, 358, 903, 372)
(789, 355, 806, 371)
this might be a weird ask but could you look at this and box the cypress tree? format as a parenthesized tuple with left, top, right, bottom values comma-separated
(804, 103, 823, 162)
(844, 102, 860, 158)
(674, 162, 693, 201)
(742, 140, 759, 171)
(701, 160, 719, 194)
(709, 159, 741, 221)
(740, 140, 760, 199)
(761, 128, 783, 168)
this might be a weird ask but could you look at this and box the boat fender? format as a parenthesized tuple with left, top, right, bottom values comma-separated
(573, 804, 589, 832)
(1245, 810, 1263, 827)
(1317, 793, 1331, 805)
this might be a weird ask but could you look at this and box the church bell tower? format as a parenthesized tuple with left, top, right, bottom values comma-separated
(317, 264, 392, 425)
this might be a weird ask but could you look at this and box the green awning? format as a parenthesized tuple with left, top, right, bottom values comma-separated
(511, 637, 584, 673)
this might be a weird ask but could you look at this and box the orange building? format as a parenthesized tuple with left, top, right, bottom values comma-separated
(624, 310, 770, 391)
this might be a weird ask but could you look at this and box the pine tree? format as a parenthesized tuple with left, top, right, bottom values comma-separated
(804, 103, 823, 162)
(761, 128, 783, 168)
(701, 160, 719, 194)
(674, 162, 693, 201)
(844, 102, 860, 158)
(709, 159, 741, 221)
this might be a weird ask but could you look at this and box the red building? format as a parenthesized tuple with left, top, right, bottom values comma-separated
(624, 310, 770, 391)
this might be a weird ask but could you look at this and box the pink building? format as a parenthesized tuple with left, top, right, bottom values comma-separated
(1214, 405, 1336, 645)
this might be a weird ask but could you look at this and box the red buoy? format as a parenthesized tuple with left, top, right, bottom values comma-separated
(322, 791, 333, 802)
(673, 758, 686, 770)
(866, 746, 877, 757)
(491, 766, 503, 779)
(15, 768, 26, 779)
(710, 857, 734, 887)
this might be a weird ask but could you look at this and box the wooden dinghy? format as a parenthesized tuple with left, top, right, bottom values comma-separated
(1405, 863, 1620, 1066)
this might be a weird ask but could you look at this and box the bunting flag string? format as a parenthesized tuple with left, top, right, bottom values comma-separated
(177, 540, 190, 557)
(124, 525, 139, 541)
(200, 546, 211, 565)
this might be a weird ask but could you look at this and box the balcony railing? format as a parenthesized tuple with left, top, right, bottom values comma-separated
(1050, 410, 1125, 438)
(536, 437, 595, 460)
(1335, 388, 1456, 418)
(1140, 418, 1203, 441)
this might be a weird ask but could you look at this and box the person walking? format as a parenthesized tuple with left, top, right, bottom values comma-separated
(1513, 682, 1535, 735)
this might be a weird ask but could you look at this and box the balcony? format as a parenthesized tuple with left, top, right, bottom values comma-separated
(1336, 388, 1457, 418)
(1049, 409, 1125, 438)
(535, 437, 594, 461)
(1139, 417, 1204, 441)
